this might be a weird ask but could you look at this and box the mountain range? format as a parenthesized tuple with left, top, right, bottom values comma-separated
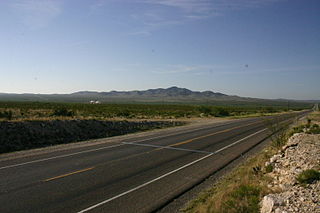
(73, 86, 232, 99)
(0, 87, 317, 107)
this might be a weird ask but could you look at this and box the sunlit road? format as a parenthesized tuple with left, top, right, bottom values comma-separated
(0, 111, 309, 213)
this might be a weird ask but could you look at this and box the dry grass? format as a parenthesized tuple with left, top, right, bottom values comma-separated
(308, 111, 320, 123)
(183, 112, 317, 213)
(231, 111, 290, 119)
(182, 146, 278, 213)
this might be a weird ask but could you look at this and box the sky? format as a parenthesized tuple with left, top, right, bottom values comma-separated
(0, 0, 319, 100)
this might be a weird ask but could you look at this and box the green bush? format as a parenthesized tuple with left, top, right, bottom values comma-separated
(297, 169, 320, 184)
(116, 110, 133, 118)
(263, 107, 277, 113)
(271, 130, 287, 148)
(306, 118, 312, 128)
(198, 106, 212, 115)
(212, 107, 230, 117)
(289, 123, 320, 135)
(289, 125, 305, 136)
(265, 164, 273, 173)
(308, 124, 320, 134)
(52, 108, 74, 117)
(0, 110, 13, 120)
(198, 106, 230, 117)
(222, 185, 261, 213)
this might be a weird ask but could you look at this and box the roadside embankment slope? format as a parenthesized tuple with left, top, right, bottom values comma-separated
(183, 111, 320, 213)
(261, 113, 320, 213)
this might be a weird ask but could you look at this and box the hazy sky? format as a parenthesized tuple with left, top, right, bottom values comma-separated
(0, 0, 319, 100)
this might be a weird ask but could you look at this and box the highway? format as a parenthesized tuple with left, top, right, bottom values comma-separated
(0, 111, 309, 213)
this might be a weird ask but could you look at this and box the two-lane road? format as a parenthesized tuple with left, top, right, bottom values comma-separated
(0, 111, 309, 213)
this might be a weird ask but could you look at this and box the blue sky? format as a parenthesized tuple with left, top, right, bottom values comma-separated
(0, 0, 319, 100)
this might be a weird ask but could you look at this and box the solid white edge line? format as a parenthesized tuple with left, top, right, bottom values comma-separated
(214, 128, 268, 154)
(77, 127, 269, 213)
(0, 144, 123, 170)
(77, 153, 214, 213)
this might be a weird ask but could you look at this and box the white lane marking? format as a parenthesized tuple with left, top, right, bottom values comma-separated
(0, 120, 246, 170)
(77, 127, 268, 213)
(122, 120, 237, 144)
(77, 153, 214, 213)
(122, 142, 214, 154)
(214, 128, 267, 154)
(0, 144, 123, 170)
(0, 125, 219, 170)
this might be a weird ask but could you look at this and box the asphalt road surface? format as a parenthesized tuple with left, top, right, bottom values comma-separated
(0, 111, 310, 213)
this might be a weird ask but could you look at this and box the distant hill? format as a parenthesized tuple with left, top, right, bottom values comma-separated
(0, 86, 317, 108)
(72, 86, 232, 99)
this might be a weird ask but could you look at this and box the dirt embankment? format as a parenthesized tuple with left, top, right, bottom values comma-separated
(0, 119, 184, 154)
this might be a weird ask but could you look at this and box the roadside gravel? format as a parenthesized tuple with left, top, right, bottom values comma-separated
(261, 133, 320, 213)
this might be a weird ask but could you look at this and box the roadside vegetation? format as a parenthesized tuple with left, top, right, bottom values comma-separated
(183, 145, 276, 213)
(183, 110, 319, 213)
(0, 101, 308, 121)
(289, 111, 320, 135)
(296, 169, 320, 185)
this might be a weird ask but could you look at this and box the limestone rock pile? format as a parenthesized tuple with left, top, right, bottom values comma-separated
(261, 133, 320, 213)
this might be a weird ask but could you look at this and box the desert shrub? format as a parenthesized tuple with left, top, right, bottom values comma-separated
(306, 118, 312, 128)
(271, 130, 287, 148)
(265, 164, 274, 173)
(307, 124, 320, 134)
(222, 184, 261, 213)
(116, 110, 131, 118)
(198, 106, 212, 115)
(52, 108, 74, 117)
(212, 107, 230, 117)
(263, 107, 277, 113)
(297, 169, 320, 184)
(198, 106, 230, 117)
(289, 125, 305, 136)
(0, 110, 13, 120)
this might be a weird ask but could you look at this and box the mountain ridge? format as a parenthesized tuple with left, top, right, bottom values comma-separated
(72, 86, 232, 98)
(0, 87, 317, 105)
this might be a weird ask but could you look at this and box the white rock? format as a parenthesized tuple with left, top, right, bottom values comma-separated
(260, 195, 274, 213)
(261, 133, 320, 213)
(261, 195, 284, 213)
(274, 208, 282, 213)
